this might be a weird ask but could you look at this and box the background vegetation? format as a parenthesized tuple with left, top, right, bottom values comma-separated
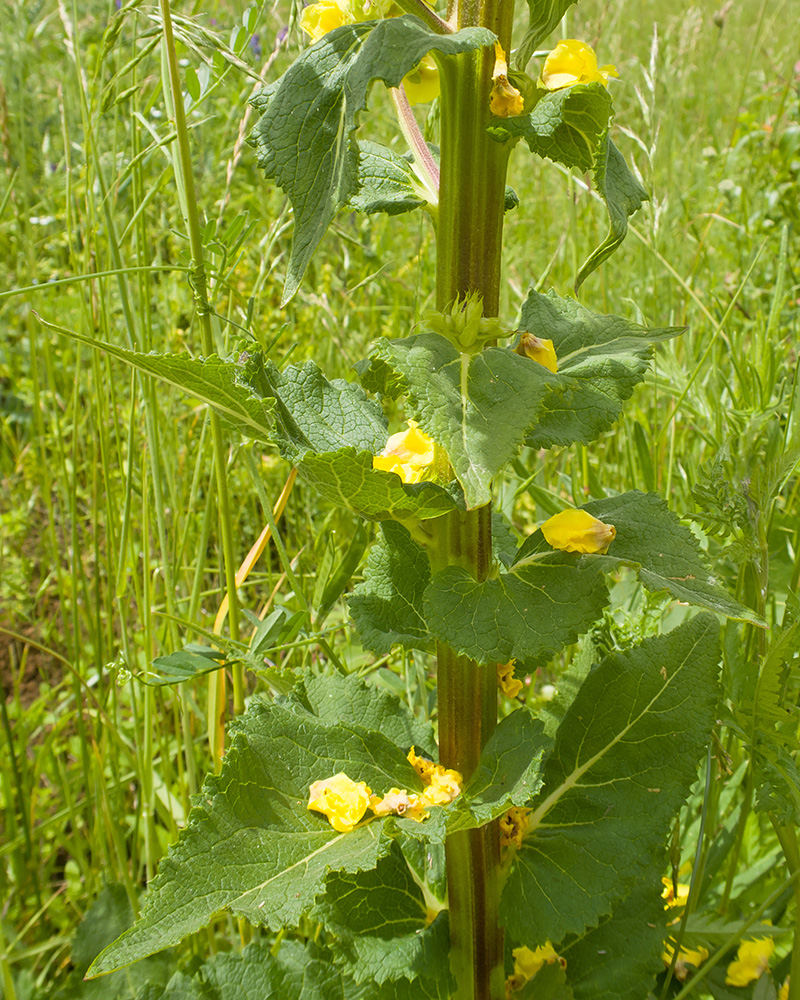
(1, 0, 798, 995)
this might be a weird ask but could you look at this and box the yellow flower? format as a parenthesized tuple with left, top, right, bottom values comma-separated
(515, 332, 558, 373)
(662, 940, 709, 981)
(307, 772, 372, 832)
(541, 39, 619, 91)
(499, 806, 530, 850)
(299, 0, 350, 42)
(540, 509, 616, 554)
(373, 420, 436, 484)
(407, 747, 462, 807)
(403, 55, 440, 105)
(661, 877, 691, 908)
(369, 787, 429, 822)
(779, 976, 790, 1000)
(506, 943, 566, 994)
(497, 660, 523, 698)
(725, 938, 775, 987)
(490, 43, 524, 118)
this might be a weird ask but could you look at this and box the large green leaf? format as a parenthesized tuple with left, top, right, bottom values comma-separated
(89, 692, 426, 975)
(518, 289, 681, 450)
(288, 669, 436, 755)
(246, 359, 387, 459)
(249, 16, 495, 302)
(515, 0, 580, 69)
(489, 85, 612, 173)
(562, 877, 668, 1000)
(576, 137, 649, 290)
(37, 318, 274, 442)
(349, 141, 518, 217)
(349, 521, 433, 655)
(137, 940, 367, 1000)
(500, 614, 720, 945)
(514, 490, 762, 624)
(314, 842, 453, 988)
(448, 708, 551, 832)
(361, 333, 559, 508)
(299, 447, 461, 521)
(423, 555, 610, 668)
(350, 140, 431, 217)
(245, 359, 459, 520)
(54, 884, 173, 1000)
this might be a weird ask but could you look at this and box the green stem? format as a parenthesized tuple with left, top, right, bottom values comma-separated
(771, 820, 800, 1000)
(432, 5, 513, 994)
(159, 0, 244, 711)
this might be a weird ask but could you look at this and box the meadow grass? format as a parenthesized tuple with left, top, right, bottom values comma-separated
(0, 0, 798, 995)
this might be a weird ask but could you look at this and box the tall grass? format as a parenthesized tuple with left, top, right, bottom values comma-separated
(0, 0, 798, 994)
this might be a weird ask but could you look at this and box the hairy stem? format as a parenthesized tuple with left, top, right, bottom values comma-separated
(432, 3, 514, 994)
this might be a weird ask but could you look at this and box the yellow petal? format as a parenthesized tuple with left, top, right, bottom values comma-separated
(663, 940, 709, 981)
(540, 509, 616, 554)
(407, 748, 462, 807)
(779, 977, 790, 1000)
(725, 938, 775, 987)
(515, 333, 558, 373)
(489, 42, 524, 117)
(372, 453, 423, 483)
(499, 806, 530, 849)
(541, 38, 617, 91)
(308, 773, 372, 832)
(512, 943, 566, 982)
(661, 876, 691, 909)
(369, 788, 429, 821)
(403, 55, 440, 105)
(497, 660, 523, 698)
(299, 0, 351, 41)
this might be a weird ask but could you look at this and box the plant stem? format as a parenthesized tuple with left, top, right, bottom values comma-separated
(432, 3, 514, 994)
(159, 0, 244, 713)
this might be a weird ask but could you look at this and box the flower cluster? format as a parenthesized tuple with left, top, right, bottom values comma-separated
(373, 420, 436, 483)
(505, 943, 566, 997)
(299, 0, 439, 104)
(308, 750, 462, 832)
(541, 39, 618, 91)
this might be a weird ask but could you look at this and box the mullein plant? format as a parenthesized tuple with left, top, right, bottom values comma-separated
(82, 0, 780, 998)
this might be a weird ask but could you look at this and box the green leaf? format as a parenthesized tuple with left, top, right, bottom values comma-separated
(247, 359, 387, 460)
(515, 490, 762, 624)
(288, 669, 436, 756)
(249, 16, 495, 302)
(562, 877, 667, 1000)
(576, 137, 649, 291)
(350, 140, 430, 216)
(515, 0, 580, 69)
(490, 85, 612, 173)
(315, 842, 453, 988)
(247, 359, 460, 521)
(36, 318, 274, 442)
(349, 141, 518, 217)
(140, 940, 368, 1000)
(89, 695, 425, 975)
(299, 447, 461, 521)
(143, 647, 224, 686)
(361, 333, 559, 507)
(54, 884, 173, 1000)
(518, 289, 681, 450)
(500, 614, 721, 945)
(423, 555, 610, 668)
(448, 708, 550, 832)
(349, 521, 433, 655)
